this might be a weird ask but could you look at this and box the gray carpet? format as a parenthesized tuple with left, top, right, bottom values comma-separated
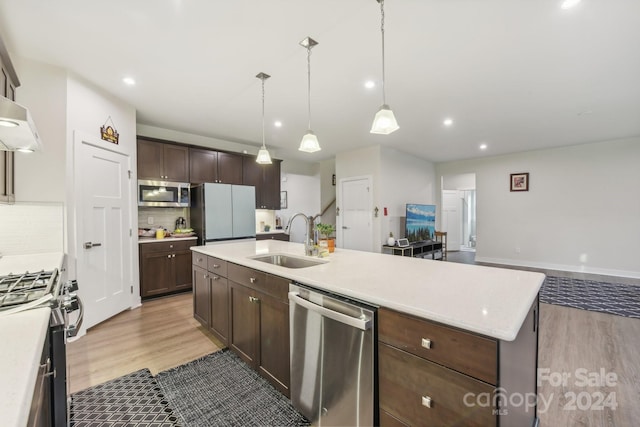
(70, 368, 179, 427)
(156, 349, 309, 427)
(540, 276, 640, 318)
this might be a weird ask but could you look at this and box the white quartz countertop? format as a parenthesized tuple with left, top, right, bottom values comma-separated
(192, 240, 545, 341)
(256, 230, 286, 235)
(138, 236, 198, 244)
(0, 307, 52, 427)
(0, 252, 65, 276)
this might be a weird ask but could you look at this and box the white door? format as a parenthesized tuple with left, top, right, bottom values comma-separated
(338, 176, 372, 252)
(442, 190, 462, 251)
(75, 136, 132, 330)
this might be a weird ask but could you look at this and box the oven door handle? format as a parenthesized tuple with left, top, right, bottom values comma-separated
(66, 297, 84, 338)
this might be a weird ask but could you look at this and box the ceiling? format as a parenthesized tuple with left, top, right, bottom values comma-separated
(0, 0, 638, 164)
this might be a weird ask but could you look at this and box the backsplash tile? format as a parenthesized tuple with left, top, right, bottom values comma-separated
(138, 207, 189, 231)
(0, 202, 64, 255)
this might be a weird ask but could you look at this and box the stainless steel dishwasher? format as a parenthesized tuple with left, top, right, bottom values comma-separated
(289, 283, 377, 426)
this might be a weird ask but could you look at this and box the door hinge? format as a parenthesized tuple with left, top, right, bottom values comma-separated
(128, 170, 132, 179)
(130, 285, 134, 294)
(129, 228, 132, 237)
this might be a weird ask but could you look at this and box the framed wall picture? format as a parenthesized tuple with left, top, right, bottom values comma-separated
(510, 173, 529, 192)
(280, 191, 288, 209)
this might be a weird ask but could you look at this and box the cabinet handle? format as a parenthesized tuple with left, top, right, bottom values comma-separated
(249, 277, 256, 283)
(248, 296, 260, 303)
(421, 338, 432, 349)
(212, 275, 220, 280)
(167, 254, 171, 258)
(421, 395, 433, 408)
(172, 254, 176, 258)
(212, 264, 220, 269)
(197, 257, 203, 262)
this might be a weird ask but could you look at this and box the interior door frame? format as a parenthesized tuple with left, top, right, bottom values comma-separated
(337, 175, 373, 251)
(69, 130, 137, 337)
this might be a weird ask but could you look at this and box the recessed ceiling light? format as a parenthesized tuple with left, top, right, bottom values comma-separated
(560, 0, 581, 10)
(122, 77, 136, 86)
(274, 121, 282, 128)
(364, 80, 375, 89)
(479, 143, 488, 150)
(443, 118, 454, 127)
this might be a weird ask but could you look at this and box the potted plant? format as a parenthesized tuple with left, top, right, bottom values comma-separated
(316, 223, 336, 253)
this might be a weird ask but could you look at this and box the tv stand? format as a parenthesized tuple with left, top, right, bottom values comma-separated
(382, 240, 443, 260)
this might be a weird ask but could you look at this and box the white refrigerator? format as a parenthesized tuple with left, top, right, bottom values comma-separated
(190, 183, 256, 245)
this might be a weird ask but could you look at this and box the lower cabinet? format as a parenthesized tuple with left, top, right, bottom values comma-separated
(192, 254, 229, 345)
(140, 240, 193, 298)
(378, 300, 539, 427)
(228, 264, 290, 397)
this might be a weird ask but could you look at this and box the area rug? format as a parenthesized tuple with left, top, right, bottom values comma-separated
(70, 368, 179, 427)
(156, 349, 309, 427)
(540, 276, 640, 319)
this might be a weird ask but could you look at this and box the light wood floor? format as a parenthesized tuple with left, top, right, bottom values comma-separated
(67, 291, 640, 426)
(67, 292, 223, 394)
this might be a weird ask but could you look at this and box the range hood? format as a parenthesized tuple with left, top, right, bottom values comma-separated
(0, 96, 42, 152)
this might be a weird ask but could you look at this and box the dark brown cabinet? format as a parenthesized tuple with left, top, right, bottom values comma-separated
(137, 138, 189, 182)
(242, 157, 281, 209)
(227, 263, 290, 396)
(1, 39, 18, 204)
(192, 254, 230, 345)
(139, 240, 194, 298)
(189, 148, 243, 184)
(256, 232, 290, 241)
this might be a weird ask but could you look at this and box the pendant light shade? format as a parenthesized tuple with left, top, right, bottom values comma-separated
(255, 72, 272, 164)
(370, 104, 399, 134)
(299, 37, 321, 153)
(371, 0, 399, 135)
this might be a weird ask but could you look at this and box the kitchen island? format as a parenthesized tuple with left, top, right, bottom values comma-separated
(192, 240, 544, 426)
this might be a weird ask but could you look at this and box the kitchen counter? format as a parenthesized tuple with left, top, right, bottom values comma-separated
(138, 236, 197, 244)
(191, 240, 544, 341)
(0, 252, 64, 275)
(256, 230, 286, 235)
(0, 307, 51, 427)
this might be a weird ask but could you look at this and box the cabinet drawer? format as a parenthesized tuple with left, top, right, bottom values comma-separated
(379, 308, 497, 385)
(141, 240, 193, 254)
(207, 257, 228, 277)
(192, 252, 208, 269)
(228, 263, 266, 290)
(379, 343, 496, 427)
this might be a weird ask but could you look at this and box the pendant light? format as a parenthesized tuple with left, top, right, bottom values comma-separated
(255, 72, 272, 164)
(370, 0, 399, 135)
(299, 37, 321, 153)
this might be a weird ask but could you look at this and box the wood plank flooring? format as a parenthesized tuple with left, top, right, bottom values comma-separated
(67, 290, 640, 426)
(67, 292, 222, 394)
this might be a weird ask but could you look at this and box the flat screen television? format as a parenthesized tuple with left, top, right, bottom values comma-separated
(405, 203, 436, 243)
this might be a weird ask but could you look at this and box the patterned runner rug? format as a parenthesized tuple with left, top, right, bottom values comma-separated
(156, 349, 309, 427)
(540, 276, 640, 319)
(70, 368, 178, 426)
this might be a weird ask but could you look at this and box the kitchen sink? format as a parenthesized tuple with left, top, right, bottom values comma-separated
(250, 254, 327, 269)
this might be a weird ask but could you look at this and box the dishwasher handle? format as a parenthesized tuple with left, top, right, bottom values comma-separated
(288, 291, 372, 331)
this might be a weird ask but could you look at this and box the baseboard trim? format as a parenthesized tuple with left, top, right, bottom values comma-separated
(474, 256, 640, 280)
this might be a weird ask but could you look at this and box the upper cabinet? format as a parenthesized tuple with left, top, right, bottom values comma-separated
(190, 148, 243, 185)
(243, 158, 281, 210)
(137, 138, 189, 182)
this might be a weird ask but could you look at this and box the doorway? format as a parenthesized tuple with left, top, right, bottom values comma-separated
(441, 174, 476, 252)
(338, 176, 373, 252)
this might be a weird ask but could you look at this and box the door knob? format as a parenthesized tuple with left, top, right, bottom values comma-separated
(83, 242, 102, 249)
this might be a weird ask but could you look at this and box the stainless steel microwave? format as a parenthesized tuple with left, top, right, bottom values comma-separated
(138, 180, 190, 207)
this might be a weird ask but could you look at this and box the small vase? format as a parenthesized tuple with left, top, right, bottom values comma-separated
(387, 236, 395, 246)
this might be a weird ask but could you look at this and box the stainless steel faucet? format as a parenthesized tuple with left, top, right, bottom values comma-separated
(285, 213, 316, 256)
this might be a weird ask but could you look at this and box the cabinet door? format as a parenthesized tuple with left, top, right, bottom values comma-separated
(163, 144, 189, 182)
(140, 252, 173, 297)
(193, 265, 210, 326)
(190, 148, 217, 183)
(242, 157, 263, 208)
(217, 152, 243, 184)
(209, 274, 229, 345)
(173, 250, 193, 291)
(229, 282, 259, 367)
(262, 160, 281, 209)
(137, 139, 164, 180)
(257, 290, 290, 397)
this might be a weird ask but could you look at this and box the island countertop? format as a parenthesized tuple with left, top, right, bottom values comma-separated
(191, 240, 544, 341)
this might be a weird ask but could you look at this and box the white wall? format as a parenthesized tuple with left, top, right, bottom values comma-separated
(319, 158, 336, 227)
(336, 145, 437, 252)
(278, 172, 321, 243)
(436, 137, 640, 278)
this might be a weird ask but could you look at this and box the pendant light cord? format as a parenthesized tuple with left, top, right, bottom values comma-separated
(380, 0, 387, 105)
(307, 45, 312, 130)
(261, 77, 266, 148)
